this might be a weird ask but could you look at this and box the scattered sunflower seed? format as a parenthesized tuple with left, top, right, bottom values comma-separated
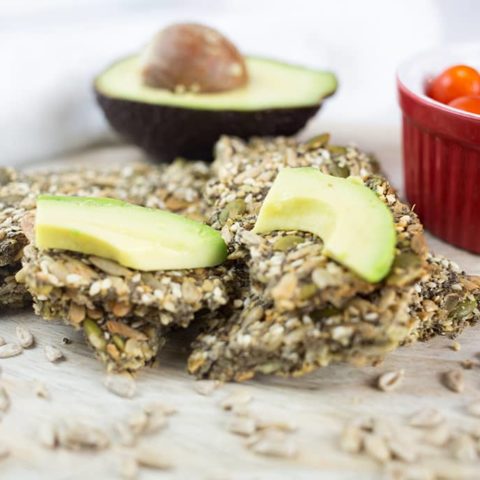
(409, 408, 444, 428)
(377, 369, 404, 392)
(442, 369, 464, 393)
(193, 380, 221, 396)
(144, 411, 167, 434)
(44, 345, 64, 363)
(143, 401, 176, 416)
(460, 359, 476, 369)
(15, 325, 34, 348)
(128, 411, 149, 436)
(119, 455, 139, 480)
(450, 434, 478, 461)
(363, 433, 391, 463)
(0, 343, 23, 359)
(220, 391, 252, 410)
(255, 414, 298, 432)
(135, 445, 174, 470)
(340, 424, 363, 454)
(114, 422, 137, 447)
(56, 419, 110, 450)
(387, 437, 417, 463)
(0, 385, 10, 412)
(38, 422, 57, 449)
(33, 380, 49, 399)
(227, 416, 256, 436)
(466, 400, 480, 417)
(247, 430, 297, 458)
(104, 374, 136, 398)
(423, 423, 451, 447)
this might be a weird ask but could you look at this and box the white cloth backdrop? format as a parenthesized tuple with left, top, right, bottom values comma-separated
(0, 0, 477, 167)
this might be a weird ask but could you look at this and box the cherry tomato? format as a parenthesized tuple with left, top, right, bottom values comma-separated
(427, 65, 480, 104)
(448, 95, 480, 114)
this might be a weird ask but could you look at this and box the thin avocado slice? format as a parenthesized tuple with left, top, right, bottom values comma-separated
(95, 56, 337, 161)
(253, 168, 396, 283)
(35, 195, 227, 271)
(96, 56, 337, 111)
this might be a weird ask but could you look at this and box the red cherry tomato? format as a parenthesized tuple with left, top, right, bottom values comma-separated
(427, 65, 480, 104)
(448, 95, 480, 114)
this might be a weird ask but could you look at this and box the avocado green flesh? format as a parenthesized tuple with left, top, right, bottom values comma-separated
(253, 168, 396, 283)
(35, 196, 228, 271)
(95, 56, 337, 111)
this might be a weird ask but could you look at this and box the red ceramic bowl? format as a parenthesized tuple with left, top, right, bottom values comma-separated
(397, 45, 480, 254)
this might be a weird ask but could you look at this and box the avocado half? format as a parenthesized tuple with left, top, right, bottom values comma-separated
(95, 56, 337, 161)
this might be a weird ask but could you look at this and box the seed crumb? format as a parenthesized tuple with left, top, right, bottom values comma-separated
(44, 345, 64, 363)
(247, 430, 297, 458)
(340, 423, 363, 454)
(377, 369, 404, 392)
(220, 391, 252, 410)
(15, 325, 34, 348)
(363, 433, 391, 463)
(104, 374, 136, 398)
(33, 380, 49, 399)
(194, 380, 221, 396)
(442, 369, 464, 393)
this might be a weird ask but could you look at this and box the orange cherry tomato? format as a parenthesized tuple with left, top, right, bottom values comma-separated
(427, 65, 480, 104)
(448, 95, 480, 114)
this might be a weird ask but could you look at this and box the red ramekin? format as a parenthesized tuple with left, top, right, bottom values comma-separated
(397, 45, 480, 253)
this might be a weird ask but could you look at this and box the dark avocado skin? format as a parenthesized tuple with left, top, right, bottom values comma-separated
(96, 91, 320, 162)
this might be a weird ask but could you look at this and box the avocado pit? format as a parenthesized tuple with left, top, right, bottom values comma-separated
(141, 23, 248, 93)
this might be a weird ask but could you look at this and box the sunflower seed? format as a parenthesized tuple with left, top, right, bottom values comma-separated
(114, 422, 137, 447)
(15, 325, 34, 348)
(450, 434, 478, 461)
(144, 411, 167, 434)
(119, 455, 138, 479)
(56, 419, 110, 450)
(340, 424, 363, 454)
(442, 369, 464, 393)
(193, 380, 221, 396)
(0, 386, 10, 412)
(33, 380, 49, 399)
(128, 411, 149, 436)
(228, 417, 256, 436)
(387, 437, 417, 463)
(38, 422, 57, 449)
(409, 408, 444, 428)
(363, 433, 391, 463)
(423, 424, 450, 447)
(44, 345, 64, 363)
(377, 369, 404, 392)
(255, 414, 298, 432)
(0, 343, 22, 359)
(104, 374, 136, 398)
(466, 400, 480, 417)
(220, 391, 252, 410)
(135, 445, 174, 470)
(248, 430, 297, 458)
(143, 401, 176, 416)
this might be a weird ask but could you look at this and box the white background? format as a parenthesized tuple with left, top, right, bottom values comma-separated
(1, 0, 478, 170)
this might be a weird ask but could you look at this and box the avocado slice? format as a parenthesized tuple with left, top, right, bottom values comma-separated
(253, 168, 396, 283)
(35, 195, 227, 271)
(95, 56, 337, 161)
